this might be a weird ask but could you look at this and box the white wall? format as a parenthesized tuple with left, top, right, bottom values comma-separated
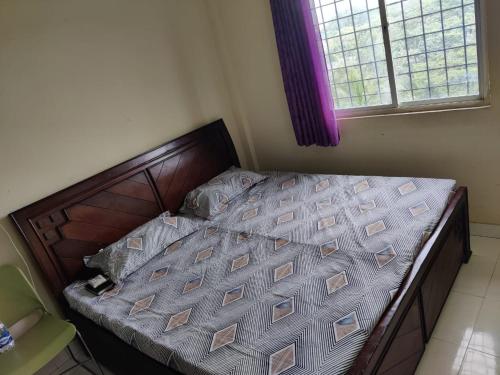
(0, 0, 252, 312)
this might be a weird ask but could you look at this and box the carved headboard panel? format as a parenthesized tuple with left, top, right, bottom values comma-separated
(10, 119, 240, 298)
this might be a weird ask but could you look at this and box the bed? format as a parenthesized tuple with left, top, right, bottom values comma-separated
(10, 119, 471, 375)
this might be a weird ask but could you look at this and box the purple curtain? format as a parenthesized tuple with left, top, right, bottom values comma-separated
(270, 0, 340, 146)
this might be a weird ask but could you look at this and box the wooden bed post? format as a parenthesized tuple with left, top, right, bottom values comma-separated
(462, 187, 472, 263)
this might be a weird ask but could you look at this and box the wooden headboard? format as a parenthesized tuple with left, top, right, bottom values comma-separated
(10, 119, 239, 298)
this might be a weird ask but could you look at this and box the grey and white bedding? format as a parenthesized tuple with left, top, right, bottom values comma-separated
(64, 172, 456, 375)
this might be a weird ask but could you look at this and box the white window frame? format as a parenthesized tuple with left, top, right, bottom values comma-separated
(333, 0, 490, 119)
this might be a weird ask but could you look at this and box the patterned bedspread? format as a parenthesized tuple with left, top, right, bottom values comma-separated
(64, 172, 455, 375)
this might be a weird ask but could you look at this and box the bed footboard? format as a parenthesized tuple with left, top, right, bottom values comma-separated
(350, 187, 471, 374)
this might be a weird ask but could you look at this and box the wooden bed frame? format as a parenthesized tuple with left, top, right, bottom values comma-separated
(10, 119, 471, 375)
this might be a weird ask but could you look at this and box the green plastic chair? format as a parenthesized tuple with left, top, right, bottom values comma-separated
(0, 265, 103, 375)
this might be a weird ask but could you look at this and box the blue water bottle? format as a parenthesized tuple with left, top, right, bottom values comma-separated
(0, 321, 14, 353)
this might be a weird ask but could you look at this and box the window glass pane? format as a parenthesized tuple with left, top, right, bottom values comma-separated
(361, 63, 377, 79)
(344, 50, 359, 66)
(443, 8, 463, 29)
(425, 32, 444, 52)
(336, 98, 352, 107)
(357, 30, 373, 47)
(391, 39, 406, 58)
(336, 83, 351, 98)
(390, 22, 405, 40)
(413, 88, 430, 100)
(386, 0, 480, 103)
(405, 18, 423, 38)
(466, 45, 477, 64)
(465, 24, 476, 44)
(386, 3, 403, 22)
(364, 79, 379, 95)
(352, 1, 367, 14)
(333, 68, 348, 83)
(339, 17, 354, 34)
(367, 0, 379, 10)
(353, 12, 370, 30)
(315, 0, 392, 109)
(376, 61, 388, 76)
(366, 94, 381, 105)
(396, 74, 411, 90)
(398, 90, 413, 102)
(403, 0, 421, 19)
(341, 33, 357, 49)
(427, 51, 446, 69)
(411, 71, 429, 89)
(430, 86, 448, 98)
(423, 13, 442, 33)
(442, 0, 462, 10)
(446, 47, 466, 66)
(379, 78, 391, 93)
(429, 68, 447, 86)
(381, 92, 392, 103)
(393, 57, 409, 75)
(324, 21, 340, 37)
(409, 53, 427, 72)
(336, 0, 351, 17)
(322, 4, 336, 21)
(330, 53, 345, 68)
(327, 37, 343, 53)
(421, 0, 440, 14)
(464, 4, 476, 25)
(468, 64, 479, 83)
(406, 35, 425, 55)
(359, 47, 375, 64)
(444, 28, 464, 49)
(369, 9, 381, 26)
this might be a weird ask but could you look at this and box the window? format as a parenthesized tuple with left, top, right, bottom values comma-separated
(313, 0, 485, 115)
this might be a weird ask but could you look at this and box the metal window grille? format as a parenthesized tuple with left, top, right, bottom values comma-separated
(312, 0, 482, 111)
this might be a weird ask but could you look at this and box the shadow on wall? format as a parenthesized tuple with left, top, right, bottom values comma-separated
(0, 217, 59, 315)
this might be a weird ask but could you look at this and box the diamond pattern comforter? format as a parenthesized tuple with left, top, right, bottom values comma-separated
(64, 172, 456, 375)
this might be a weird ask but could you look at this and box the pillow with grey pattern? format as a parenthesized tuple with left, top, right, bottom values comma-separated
(180, 167, 267, 219)
(84, 212, 203, 283)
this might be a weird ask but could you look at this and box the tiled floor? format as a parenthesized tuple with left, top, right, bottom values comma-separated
(416, 235, 500, 375)
(36, 236, 500, 375)
(34, 341, 113, 375)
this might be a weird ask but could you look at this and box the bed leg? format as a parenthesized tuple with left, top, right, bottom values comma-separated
(75, 330, 106, 375)
(462, 187, 472, 263)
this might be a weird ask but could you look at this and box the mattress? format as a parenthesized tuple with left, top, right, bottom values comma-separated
(64, 172, 456, 375)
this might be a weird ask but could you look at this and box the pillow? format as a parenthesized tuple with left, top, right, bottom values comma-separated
(84, 212, 202, 283)
(180, 167, 267, 219)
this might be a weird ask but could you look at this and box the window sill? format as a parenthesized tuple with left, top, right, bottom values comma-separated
(336, 99, 491, 120)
